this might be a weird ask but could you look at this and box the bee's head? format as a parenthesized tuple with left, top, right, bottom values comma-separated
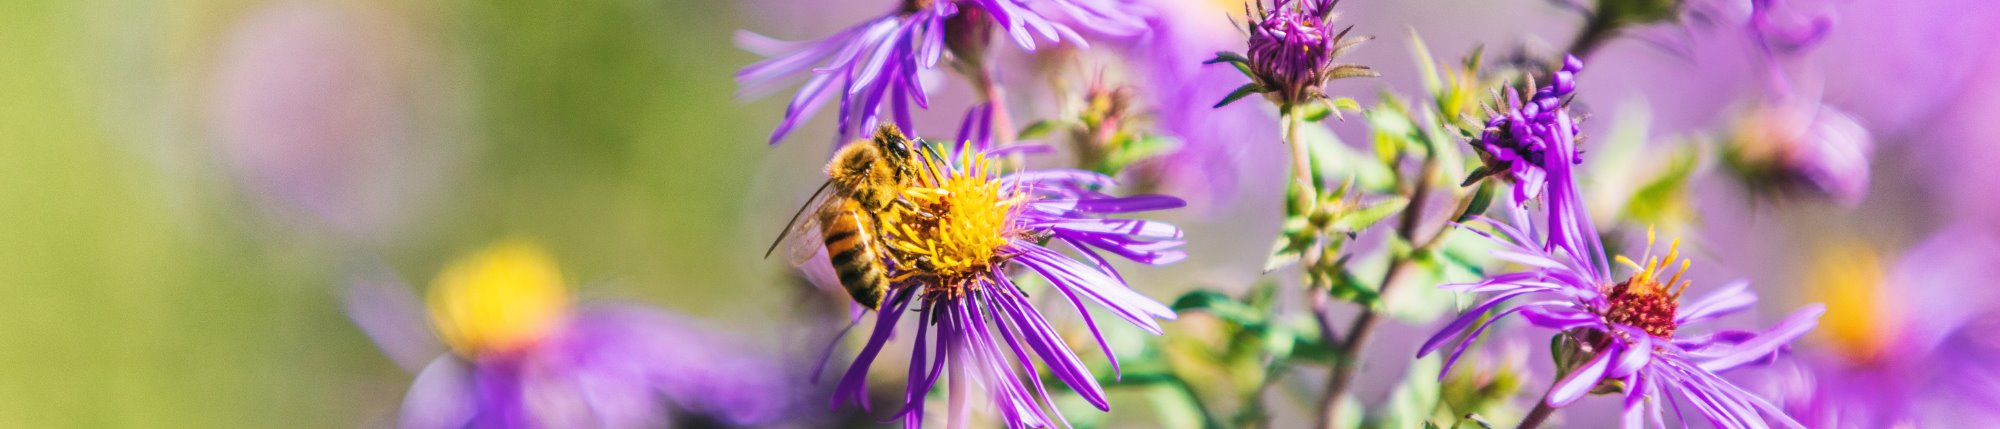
(872, 124, 915, 163)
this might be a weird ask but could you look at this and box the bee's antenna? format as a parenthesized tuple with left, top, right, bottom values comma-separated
(766, 180, 836, 259)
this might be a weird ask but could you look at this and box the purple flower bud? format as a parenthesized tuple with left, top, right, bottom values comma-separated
(1231, 0, 1373, 108)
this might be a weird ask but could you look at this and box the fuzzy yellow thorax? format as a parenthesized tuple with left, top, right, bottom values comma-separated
(886, 147, 1024, 299)
(428, 240, 571, 358)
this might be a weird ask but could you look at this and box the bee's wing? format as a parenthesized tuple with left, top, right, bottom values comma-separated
(767, 180, 836, 266)
(782, 203, 833, 267)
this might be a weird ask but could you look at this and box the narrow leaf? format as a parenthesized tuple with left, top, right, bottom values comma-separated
(1215, 83, 1265, 108)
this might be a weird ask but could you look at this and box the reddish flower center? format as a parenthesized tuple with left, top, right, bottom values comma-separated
(1605, 278, 1679, 339)
(1603, 228, 1692, 340)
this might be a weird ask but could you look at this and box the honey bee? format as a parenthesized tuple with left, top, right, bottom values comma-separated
(766, 124, 938, 310)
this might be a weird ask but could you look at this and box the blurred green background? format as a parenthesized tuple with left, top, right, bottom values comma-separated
(0, 0, 808, 426)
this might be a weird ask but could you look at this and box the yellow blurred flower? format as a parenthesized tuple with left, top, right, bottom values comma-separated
(1808, 241, 1895, 363)
(427, 239, 571, 358)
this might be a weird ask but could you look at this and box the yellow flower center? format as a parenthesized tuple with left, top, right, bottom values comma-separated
(428, 239, 570, 358)
(1607, 228, 1691, 339)
(1807, 242, 1892, 363)
(885, 147, 1024, 299)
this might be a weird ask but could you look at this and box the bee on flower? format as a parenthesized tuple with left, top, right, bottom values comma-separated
(827, 140, 1186, 427)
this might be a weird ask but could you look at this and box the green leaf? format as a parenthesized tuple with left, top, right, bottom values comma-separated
(1456, 181, 1495, 223)
(1103, 134, 1181, 174)
(1327, 64, 1379, 80)
(1264, 216, 1314, 272)
(1017, 119, 1064, 141)
(1381, 355, 1445, 429)
(1331, 196, 1409, 232)
(1332, 97, 1363, 113)
(1408, 28, 1443, 95)
(1203, 51, 1249, 65)
(1171, 289, 1266, 327)
(1214, 83, 1265, 108)
(1299, 101, 1334, 122)
(1326, 265, 1378, 306)
(1622, 144, 1700, 226)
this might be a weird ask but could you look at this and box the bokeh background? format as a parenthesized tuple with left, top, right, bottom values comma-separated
(3, 0, 1996, 427)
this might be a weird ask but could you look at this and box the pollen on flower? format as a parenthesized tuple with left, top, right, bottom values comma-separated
(1606, 228, 1691, 339)
(885, 147, 1024, 300)
(428, 239, 570, 358)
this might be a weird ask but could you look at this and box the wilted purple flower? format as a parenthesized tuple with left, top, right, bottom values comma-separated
(1420, 197, 1823, 428)
(1208, 0, 1373, 109)
(1719, 99, 1874, 206)
(1467, 55, 1584, 206)
(832, 143, 1184, 427)
(348, 241, 798, 428)
(1464, 55, 1599, 258)
(1779, 229, 2000, 427)
(736, 0, 1148, 145)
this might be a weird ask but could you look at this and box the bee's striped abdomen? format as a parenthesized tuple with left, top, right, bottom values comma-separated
(821, 201, 888, 310)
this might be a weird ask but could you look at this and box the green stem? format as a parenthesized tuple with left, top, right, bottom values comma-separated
(1285, 112, 1316, 220)
(1565, 12, 1618, 60)
(1519, 381, 1563, 429)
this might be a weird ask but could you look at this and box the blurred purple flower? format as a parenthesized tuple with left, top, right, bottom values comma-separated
(1719, 99, 1873, 206)
(833, 143, 1183, 427)
(1125, 1, 1273, 206)
(210, 3, 451, 238)
(348, 241, 798, 428)
(736, 0, 1148, 146)
(1420, 194, 1822, 427)
(1779, 228, 2000, 427)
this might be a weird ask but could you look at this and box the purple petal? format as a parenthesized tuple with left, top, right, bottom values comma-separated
(994, 291, 1109, 409)
(1067, 195, 1186, 213)
(1418, 289, 1540, 358)
(1694, 304, 1824, 373)
(398, 356, 475, 429)
(1016, 245, 1175, 333)
(1676, 281, 1757, 325)
(1607, 327, 1652, 379)
(344, 271, 442, 372)
(835, 288, 915, 410)
(1548, 348, 1613, 406)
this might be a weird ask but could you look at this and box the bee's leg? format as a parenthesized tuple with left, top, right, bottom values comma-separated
(891, 197, 938, 220)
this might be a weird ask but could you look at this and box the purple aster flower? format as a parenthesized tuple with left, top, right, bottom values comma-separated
(347, 241, 799, 428)
(1419, 196, 1823, 428)
(1208, 0, 1374, 110)
(1778, 228, 2000, 427)
(736, 0, 1148, 146)
(830, 142, 1184, 427)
